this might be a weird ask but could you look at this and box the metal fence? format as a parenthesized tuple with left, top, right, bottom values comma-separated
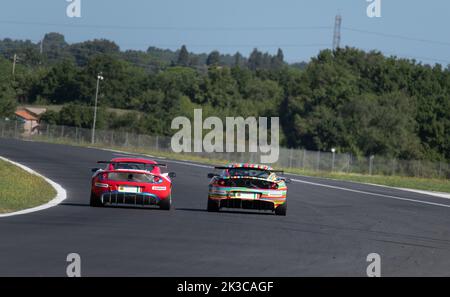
(1, 119, 449, 179)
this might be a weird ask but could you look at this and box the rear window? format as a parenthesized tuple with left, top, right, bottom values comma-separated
(226, 168, 270, 178)
(111, 162, 155, 171)
(107, 172, 154, 182)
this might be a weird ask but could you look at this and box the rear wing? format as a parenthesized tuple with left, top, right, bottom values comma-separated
(97, 161, 167, 167)
(214, 166, 284, 174)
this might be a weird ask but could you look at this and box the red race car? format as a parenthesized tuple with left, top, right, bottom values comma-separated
(90, 158, 175, 210)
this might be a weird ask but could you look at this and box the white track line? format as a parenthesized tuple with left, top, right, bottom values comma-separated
(291, 178, 450, 209)
(285, 171, 450, 200)
(0, 156, 67, 218)
(163, 159, 213, 169)
(363, 183, 450, 200)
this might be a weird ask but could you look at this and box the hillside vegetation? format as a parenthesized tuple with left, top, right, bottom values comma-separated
(0, 33, 449, 162)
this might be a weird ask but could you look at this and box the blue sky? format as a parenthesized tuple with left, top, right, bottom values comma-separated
(1, 0, 449, 64)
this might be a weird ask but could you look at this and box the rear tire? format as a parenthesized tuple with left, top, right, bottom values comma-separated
(90, 192, 103, 207)
(207, 198, 220, 212)
(159, 194, 172, 210)
(275, 203, 287, 216)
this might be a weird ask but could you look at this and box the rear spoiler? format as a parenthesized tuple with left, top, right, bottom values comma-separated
(214, 166, 284, 174)
(97, 161, 167, 167)
(214, 166, 232, 170)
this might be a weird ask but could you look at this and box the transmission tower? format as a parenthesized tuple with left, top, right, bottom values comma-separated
(333, 14, 342, 50)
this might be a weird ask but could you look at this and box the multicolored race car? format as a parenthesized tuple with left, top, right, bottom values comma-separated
(207, 163, 289, 216)
(90, 158, 175, 210)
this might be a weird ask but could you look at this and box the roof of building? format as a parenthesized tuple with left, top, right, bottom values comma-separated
(15, 109, 38, 121)
(24, 107, 47, 116)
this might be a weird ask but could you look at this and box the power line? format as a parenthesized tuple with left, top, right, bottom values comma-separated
(0, 36, 329, 50)
(342, 27, 450, 47)
(383, 52, 450, 64)
(121, 43, 330, 49)
(0, 20, 331, 31)
(347, 46, 450, 64)
(5, 36, 449, 65)
(3, 19, 450, 47)
(3, 22, 449, 64)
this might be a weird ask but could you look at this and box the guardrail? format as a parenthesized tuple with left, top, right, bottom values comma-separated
(1, 119, 448, 179)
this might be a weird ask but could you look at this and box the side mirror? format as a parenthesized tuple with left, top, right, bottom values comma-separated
(207, 173, 219, 178)
(168, 172, 176, 179)
(91, 168, 100, 173)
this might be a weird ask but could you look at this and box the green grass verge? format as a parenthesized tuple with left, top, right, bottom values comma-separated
(27, 136, 450, 194)
(0, 159, 56, 214)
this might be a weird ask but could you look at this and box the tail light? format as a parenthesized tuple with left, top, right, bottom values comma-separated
(271, 183, 279, 190)
(214, 179, 226, 186)
(95, 182, 109, 188)
(98, 172, 108, 180)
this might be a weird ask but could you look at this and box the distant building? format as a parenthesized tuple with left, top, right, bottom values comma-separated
(14, 107, 47, 136)
(24, 107, 47, 118)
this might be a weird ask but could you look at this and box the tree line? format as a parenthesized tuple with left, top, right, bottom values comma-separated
(0, 33, 448, 162)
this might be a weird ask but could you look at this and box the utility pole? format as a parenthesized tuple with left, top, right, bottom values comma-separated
(369, 155, 375, 175)
(40, 38, 44, 55)
(331, 148, 336, 172)
(12, 54, 18, 77)
(39, 37, 46, 66)
(333, 14, 342, 50)
(91, 73, 104, 144)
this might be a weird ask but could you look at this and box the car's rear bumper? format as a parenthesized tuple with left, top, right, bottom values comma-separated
(216, 198, 276, 211)
(101, 191, 160, 207)
(208, 187, 286, 210)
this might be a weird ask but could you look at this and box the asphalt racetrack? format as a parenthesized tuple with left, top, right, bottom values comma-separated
(0, 138, 449, 276)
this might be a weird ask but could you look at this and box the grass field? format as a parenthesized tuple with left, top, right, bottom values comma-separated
(0, 159, 56, 214)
